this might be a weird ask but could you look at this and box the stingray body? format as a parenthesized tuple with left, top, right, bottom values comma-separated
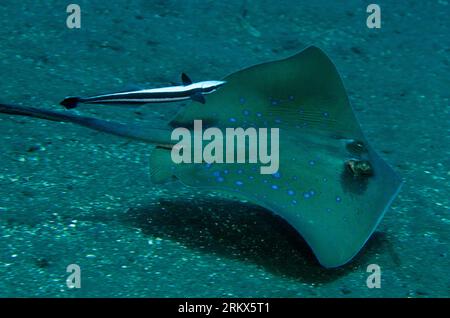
(0, 46, 402, 268)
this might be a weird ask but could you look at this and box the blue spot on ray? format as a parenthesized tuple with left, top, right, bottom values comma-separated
(235, 181, 244, 186)
(271, 185, 279, 190)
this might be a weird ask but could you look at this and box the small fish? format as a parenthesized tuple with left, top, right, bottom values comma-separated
(60, 73, 226, 109)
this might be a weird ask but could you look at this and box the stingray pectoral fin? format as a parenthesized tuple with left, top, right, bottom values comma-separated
(168, 45, 402, 267)
(280, 145, 403, 268)
(169, 146, 402, 268)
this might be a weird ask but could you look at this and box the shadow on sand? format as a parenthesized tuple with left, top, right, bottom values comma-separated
(121, 194, 391, 284)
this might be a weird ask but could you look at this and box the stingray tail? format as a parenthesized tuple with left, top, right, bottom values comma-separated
(0, 103, 172, 145)
(60, 97, 80, 109)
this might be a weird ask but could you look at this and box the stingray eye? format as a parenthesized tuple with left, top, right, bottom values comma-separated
(345, 159, 374, 177)
(346, 139, 367, 155)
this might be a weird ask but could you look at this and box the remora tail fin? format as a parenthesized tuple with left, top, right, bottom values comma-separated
(60, 97, 80, 109)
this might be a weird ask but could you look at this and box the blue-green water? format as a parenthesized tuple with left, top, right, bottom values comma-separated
(0, 0, 449, 297)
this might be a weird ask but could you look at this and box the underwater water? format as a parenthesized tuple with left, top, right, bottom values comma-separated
(0, 0, 449, 297)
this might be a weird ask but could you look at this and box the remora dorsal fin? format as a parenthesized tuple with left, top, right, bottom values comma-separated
(181, 73, 193, 86)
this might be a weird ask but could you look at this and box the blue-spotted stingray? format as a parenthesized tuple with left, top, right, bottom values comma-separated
(0, 46, 402, 268)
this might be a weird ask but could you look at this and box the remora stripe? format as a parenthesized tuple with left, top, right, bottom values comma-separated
(82, 88, 199, 103)
(81, 82, 221, 104)
(87, 97, 190, 104)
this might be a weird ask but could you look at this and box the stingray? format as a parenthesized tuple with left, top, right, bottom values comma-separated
(0, 46, 402, 268)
